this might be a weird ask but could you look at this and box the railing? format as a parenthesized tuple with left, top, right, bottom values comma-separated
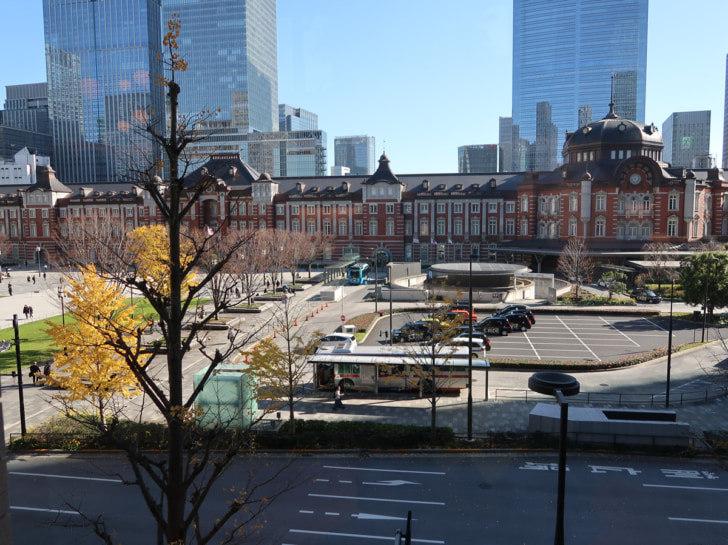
(493, 386, 728, 407)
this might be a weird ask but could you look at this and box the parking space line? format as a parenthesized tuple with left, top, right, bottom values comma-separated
(598, 316, 640, 346)
(521, 332, 540, 360)
(642, 317, 668, 332)
(555, 316, 601, 361)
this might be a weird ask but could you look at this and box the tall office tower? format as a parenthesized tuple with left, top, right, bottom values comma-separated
(163, 0, 277, 136)
(248, 130, 327, 177)
(498, 116, 513, 172)
(512, 0, 648, 171)
(279, 104, 318, 131)
(578, 105, 593, 129)
(458, 145, 499, 173)
(724, 54, 727, 169)
(334, 135, 376, 175)
(662, 111, 711, 168)
(0, 83, 54, 161)
(43, 0, 164, 183)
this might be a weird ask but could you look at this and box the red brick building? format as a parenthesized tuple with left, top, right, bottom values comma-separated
(0, 105, 725, 270)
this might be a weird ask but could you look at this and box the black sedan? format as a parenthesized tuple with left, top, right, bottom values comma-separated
(502, 312, 532, 332)
(630, 288, 662, 303)
(474, 316, 513, 336)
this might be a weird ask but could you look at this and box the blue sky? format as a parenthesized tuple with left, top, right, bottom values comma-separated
(1, 0, 726, 174)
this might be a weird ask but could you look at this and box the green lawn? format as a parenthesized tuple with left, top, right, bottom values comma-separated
(0, 297, 209, 373)
(0, 315, 70, 372)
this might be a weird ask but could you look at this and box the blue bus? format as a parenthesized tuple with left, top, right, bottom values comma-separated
(348, 262, 370, 285)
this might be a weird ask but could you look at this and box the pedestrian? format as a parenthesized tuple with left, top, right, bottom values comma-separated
(227, 328, 235, 342)
(32, 275, 36, 284)
(7, 283, 12, 296)
(235, 287, 240, 298)
(43, 272, 47, 280)
(266, 280, 270, 291)
(333, 385, 345, 410)
(23, 305, 28, 319)
(29, 361, 40, 384)
(28, 306, 33, 318)
(27, 275, 30, 283)
(44, 361, 51, 377)
(384, 330, 389, 340)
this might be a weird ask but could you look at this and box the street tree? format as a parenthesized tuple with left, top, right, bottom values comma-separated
(248, 298, 320, 435)
(300, 231, 333, 278)
(557, 238, 594, 299)
(229, 228, 266, 305)
(405, 293, 462, 441)
(50, 18, 293, 545)
(45, 265, 145, 429)
(679, 252, 728, 319)
(642, 242, 678, 292)
(598, 270, 627, 300)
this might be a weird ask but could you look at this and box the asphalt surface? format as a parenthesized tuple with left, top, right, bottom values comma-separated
(2, 266, 728, 444)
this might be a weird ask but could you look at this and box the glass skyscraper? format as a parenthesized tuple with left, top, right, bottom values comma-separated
(512, 0, 648, 171)
(162, 0, 278, 134)
(662, 111, 712, 168)
(43, 0, 164, 183)
(334, 135, 376, 176)
(458, 145, 499, 173)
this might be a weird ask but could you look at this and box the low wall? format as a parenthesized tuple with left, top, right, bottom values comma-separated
(528, 403, 692, 447)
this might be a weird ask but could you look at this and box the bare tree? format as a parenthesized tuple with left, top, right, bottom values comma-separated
(249, 297, 320, 435)
(49, 18, 295, 545)
(229, 228, 266, 305)
(301, 231, 333, 278)
(642, 242, 678, 293)
(557, 238, 594, 300)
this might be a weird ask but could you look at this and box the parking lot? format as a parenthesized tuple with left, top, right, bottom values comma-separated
(366, 312, 704, 362)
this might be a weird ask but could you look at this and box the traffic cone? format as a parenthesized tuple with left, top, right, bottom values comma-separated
(305, 315, 309, 321)
(311, 310, 315, 317)
(245, 355, 249, 362)
(273, 330, 277, 338)
(294, 319, 298, 326)
(321, 305, 324, 311)
(316, 308, 319, 314)
(325, 302, 328, 307)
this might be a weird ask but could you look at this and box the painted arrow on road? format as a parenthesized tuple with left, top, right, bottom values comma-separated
(362, 479, 421, 486)
(352, 512, 415, 521)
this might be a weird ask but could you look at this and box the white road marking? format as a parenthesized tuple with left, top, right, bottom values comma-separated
(323, 465, 446, 475)
(325, 512, 339, 516)
(521, 331, 540, 360)
(556, 316, 602, 360)
(9, 471, 122, 483)
(598, 316, 643, 346)
(362, 480, 421, 487)
(309, 493, 444, 505)
(290, 529, 444, 543)
(644, 484, 728, 492)
(339, 480, 352, 483)
(299, 510, 314, 514)
(642, 317, 669, 332)
(353, 512, 414, 521)
(669, 517, 728, 524)
(315, 478, 329, 482)
(11, 506, 82, 515)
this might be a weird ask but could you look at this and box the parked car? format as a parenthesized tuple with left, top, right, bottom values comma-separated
(502, 312, 532, 331)
(444, 309, 478, 323)
(493, 305, 534, 323)
(318, 334, 357, 347)
(436, 337, 489, 357)
(392, 321, 431, 343)
(451, 334, 491, 352)
(454, 326, 492, 341)
(630, 288, 662, 303)
(493, 304, 528, 316)
(474, 316, 512, 336)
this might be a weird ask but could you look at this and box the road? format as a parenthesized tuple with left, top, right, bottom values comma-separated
(8, 452, 728, 544)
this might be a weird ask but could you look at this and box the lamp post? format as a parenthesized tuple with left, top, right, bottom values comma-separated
(57, 285, 66, 326)
(374, 253, 378, 313)
(528, 372, 580, 545)
(665, 278, 674, 407)
(467, 253, 475, 442)
(128, 265, 136, 318)
(701, 256, 720, 343)
(36, 246, 42, 274)
(388, 264, 393, 345)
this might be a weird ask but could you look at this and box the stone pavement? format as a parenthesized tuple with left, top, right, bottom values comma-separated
(2, 266, 728, 443)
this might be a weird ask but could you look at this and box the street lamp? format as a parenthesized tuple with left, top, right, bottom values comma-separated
(388, 263, 393, 345)
(374, 253, 378, 313)
(36, 246, 42, 274)
(528, 372, 580, 545)
(665, 278, 674, 407)
(57, 285, 66, 326)
(701, 256, 720, 343)
(128, 265, 137, 318)
(467, 253, 476, 442)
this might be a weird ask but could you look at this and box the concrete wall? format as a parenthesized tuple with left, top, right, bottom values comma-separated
(529, 403, 692, 447)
